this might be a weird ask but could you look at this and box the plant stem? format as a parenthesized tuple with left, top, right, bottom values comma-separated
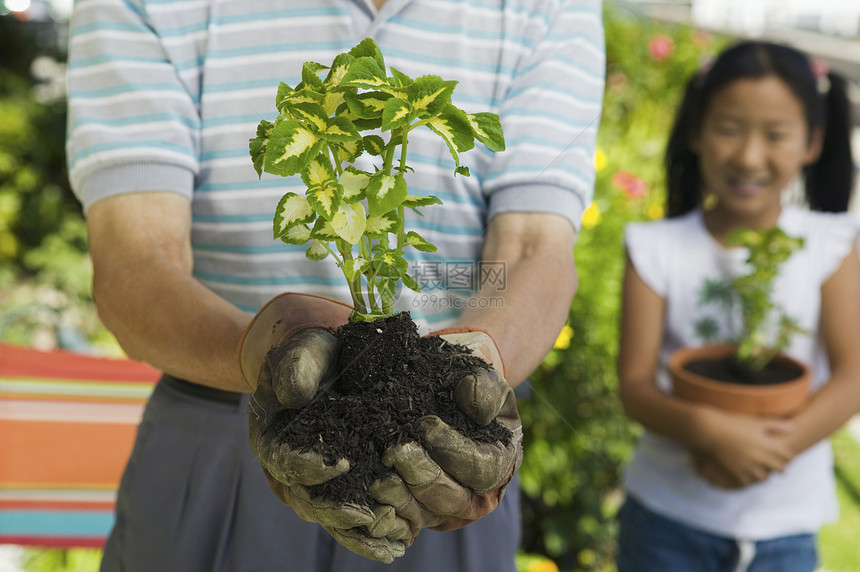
(367, 276, 381, 314)
(396, 127, 408, 251)
(337, 240, 366, 314)
(380, 281, 394, 316)
(397, 127, 409, 174)
(382, 138, 396, 176)
(396, 206, 405, 251)
(327, 144, 343, 176)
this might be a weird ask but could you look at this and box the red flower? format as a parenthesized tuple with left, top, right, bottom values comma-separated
(648, 34, 674, 61)
(612, 171, 648, 198)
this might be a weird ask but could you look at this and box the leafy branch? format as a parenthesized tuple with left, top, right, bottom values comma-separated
(725, 227, 805, 371)
(249, 38, 504, 322)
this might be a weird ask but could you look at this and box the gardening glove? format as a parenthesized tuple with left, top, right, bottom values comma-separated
(241, 293, 353, 490)
(262, 469, 412, 563)
(379, 327, 523, 531)
(240, 293, 411, 560)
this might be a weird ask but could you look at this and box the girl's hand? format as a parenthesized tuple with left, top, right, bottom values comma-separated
(692, 407, 796, 488)
(691, 452, 744, 489)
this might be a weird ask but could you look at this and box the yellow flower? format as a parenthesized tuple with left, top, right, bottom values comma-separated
(553, 324, 573, 350)
(594, 147, 607, 172)
(581, 203, 601, 229)
(579, 549, 597, 566)
(647, 203, 664, 220)
(0, 231, 18, 259)
(527, 559, 559, 572)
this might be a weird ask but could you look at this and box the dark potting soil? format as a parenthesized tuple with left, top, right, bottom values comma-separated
(683, 356, 803, 386)
(266, 312, 512, 507)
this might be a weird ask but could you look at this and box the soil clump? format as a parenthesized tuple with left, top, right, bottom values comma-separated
(684, 356, 804, 386)
(267, 312, 512, 506)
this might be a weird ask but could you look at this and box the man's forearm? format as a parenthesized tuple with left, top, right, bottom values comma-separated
(88, 192, 251, 392)
(94, 257, 251, 391)
(457, 213, 577, 387)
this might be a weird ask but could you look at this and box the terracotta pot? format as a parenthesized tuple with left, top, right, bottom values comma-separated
(668, 344, 812, 416)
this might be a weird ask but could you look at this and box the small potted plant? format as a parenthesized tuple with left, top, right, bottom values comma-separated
(243, 38, 517, 557)
(668, 226, 812, 416)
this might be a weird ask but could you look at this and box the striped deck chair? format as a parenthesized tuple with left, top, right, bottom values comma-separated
(0, 343, 160, 547)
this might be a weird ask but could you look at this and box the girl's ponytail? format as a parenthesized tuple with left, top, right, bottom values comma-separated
(665, 78, 703, 218)
(805, 71, 855, 212)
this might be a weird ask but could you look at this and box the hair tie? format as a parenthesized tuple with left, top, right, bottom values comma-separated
(811, 57, 831, 94)
(695, 55, 715, 87)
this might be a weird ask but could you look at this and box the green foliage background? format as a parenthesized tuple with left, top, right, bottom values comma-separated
(0, 13, 118, 355)
(516, 6, 726, 571)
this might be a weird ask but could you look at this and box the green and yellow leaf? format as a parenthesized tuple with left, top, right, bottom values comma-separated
(340, 57, 388, 90)
(339, 167, 371, 202)
(342, 257, 370, 281)
(249, 119, 273, 177)
(280, 223, 311, 245)
(425, 105, 475, 167)
(333, 138, 363, 164)
(288, 102, 329, 133)
(305, 240, 329, 261)
(301, 154, 338, 189)
(310, 217, 340, 241)
(273, 192, 315, 239)
(336, 101, 382, 132)
(389, 67, 413, 88)
(275, 82, 295, 111)
(365, 211, 399, 239)
(264, 120, 323, 177)
(402, 194, 443, 208)
(322, 91, 346, 117)
(307, 181, 343, 221)
(406, 75, 457, 117)
(331, 201, 367, 245)
(467, 112, 506, 152)
(381, 97, 413, 131)
(348, 37, 386, 71)
(303, 155, 343, 219)
(366, 172, 408, 216)
(404, 230, 437, 252)
(278, 87, 324, 112)
(344, 91, 391, 120)
(324, 53, 355, 90)
(320, 115, 361, 143)
(362, 134, 385, 156)
(371, 248, 408, 279)
(402, 272, 420, 292)
(302, 61, 327, 91)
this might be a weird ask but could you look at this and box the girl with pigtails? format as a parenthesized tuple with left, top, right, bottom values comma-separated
(616, 40, 860, 571)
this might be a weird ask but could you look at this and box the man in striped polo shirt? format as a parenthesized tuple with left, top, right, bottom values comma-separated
(66, 0, 604, 570)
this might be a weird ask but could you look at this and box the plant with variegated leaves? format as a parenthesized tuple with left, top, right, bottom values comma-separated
(250, 38, 504, 322)
(727, 227, 806, 372)
(693, 227, 806, 372)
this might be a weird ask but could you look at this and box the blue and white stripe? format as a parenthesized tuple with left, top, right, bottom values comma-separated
(67, 0, 605, 325)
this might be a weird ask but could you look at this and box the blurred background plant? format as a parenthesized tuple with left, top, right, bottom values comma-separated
(0, 0, 118, 356)
(516, 6, 728, 570)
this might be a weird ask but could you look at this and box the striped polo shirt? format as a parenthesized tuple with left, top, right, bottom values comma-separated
(66, 0, 604, 328)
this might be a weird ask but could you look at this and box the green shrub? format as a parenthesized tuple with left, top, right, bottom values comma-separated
(517, 5, 728, 570)
(0, 22, 102, 350)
